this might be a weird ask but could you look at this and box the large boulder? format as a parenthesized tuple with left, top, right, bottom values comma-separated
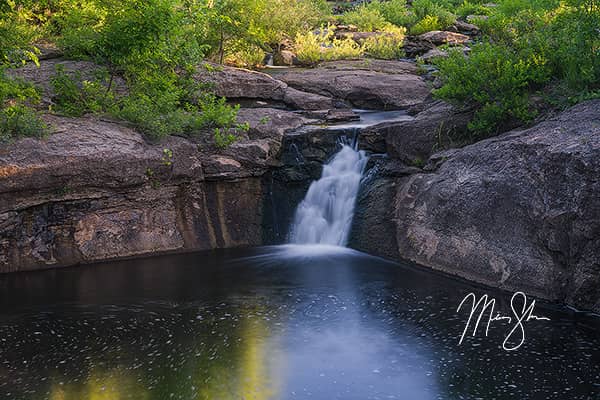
(277, 62, 430, 110)
(357, 100, 600, 312)
(361, 100, 472, 164)
(195, 63, 335, 111)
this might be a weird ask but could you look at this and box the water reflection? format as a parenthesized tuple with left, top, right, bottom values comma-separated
(0, 247, 599, 399)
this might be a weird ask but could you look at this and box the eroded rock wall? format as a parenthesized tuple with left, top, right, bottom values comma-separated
(352, 100, 600, 312)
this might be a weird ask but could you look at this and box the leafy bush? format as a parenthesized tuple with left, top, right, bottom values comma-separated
(50, 65, 115, 117)
(295, 27, 362, 64)
(362, 26, 406, 59)
(367, 0, 417, 27)
(412, 0, 457, 28)
(410, 15, 444, 34)
(433, 43, 551, 136)
(0, 103, 48, 142)
(456, 1, 492, 18)
(342, 5, 389, 31)
(0, 68, 47, 142)
(0, 2, 40, 66)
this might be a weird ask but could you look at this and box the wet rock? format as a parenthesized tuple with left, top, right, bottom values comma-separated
(0, 115, 270, 271)
(283, 87, 335, 110)
(195, 63, 338, 111)
(195, 63, 287, 101)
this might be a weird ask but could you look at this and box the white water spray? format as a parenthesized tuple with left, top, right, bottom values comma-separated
(289, 142, 368, 247)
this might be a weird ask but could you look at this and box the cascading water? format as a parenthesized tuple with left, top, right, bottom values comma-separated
(289, 140, 368, 247)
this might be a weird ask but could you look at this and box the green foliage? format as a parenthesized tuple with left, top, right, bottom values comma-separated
(456, 1, 491, 18)
(410, 15, 444, 35)
(342, 4, 389, 31)
(295, 27, 362, 64)
(0, 69, 47, 142)
(362, 26, 407, 60)
(366, 0, 417, 27)
(431, 0, 599, 136)
(50, 65, 114, 117)
(0, 103, 48, 142)
(0, 1, 40, 67)
(434, 44, 551, 136)
(412, 0, 457, 28)
(187, 0, 330, 66)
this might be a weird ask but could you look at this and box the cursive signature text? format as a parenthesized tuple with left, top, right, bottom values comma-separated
(457, 291, 551, 351)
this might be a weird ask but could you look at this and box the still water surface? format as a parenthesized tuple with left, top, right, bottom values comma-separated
(0, 246, 599, 399)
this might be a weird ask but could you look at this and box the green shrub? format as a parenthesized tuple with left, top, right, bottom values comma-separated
(367, 0, 417, 27)
(0, 2, 40, 66)
(410, 15, 444, 34)
(50, 65, 115, 117)
(456, 1, 491, 18)
(362, 26, 406, 59)
(433, 43, 551, 136)
(294, 29, 325, 64)
(412, 0, 457, 28)
(295, 27, 362, 64)
(0, 103, 48, 142)
(342, 5, 389, 31)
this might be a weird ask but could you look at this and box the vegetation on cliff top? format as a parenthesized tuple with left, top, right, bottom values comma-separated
(0, 0, 598, 142)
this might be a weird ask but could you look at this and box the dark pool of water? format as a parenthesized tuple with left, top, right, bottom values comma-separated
(0, 246, 599, 400)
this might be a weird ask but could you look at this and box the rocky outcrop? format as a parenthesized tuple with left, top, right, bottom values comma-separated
(360, 100, 472, 163)
(353, 100, 600, 312)
(0, 106, 308, 272)
(195, 63, 335, 110)
(277, 63, 430, 109)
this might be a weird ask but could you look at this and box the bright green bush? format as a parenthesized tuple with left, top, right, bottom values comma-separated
(433, 43, 552, 136)
(410, 15, 444, 34)
(362, 26, 406, 59)
(412, 0, 457, 28)
(0, 2, 40, 66)
(367, 0, 417, 27)
(342, 5, 389, 31)
(0, 103, 48, 142)
(295, 28, 362, 64)
(456, 1, 491, 18)
(0, 67, 47, 142)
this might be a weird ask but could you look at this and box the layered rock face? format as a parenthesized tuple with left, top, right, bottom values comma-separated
(354, 100, 600, 312)
(0, 115, 272, 272)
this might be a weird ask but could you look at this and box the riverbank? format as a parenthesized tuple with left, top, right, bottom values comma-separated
(1, 57, 599, 313)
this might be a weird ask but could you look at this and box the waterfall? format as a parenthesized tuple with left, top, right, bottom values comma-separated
(289, 141, 368, 247)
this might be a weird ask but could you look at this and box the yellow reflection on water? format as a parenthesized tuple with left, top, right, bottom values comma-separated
(49, 368, 149, 400)
(198, 310, 285, 400)
(46, 307, 285, 400)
